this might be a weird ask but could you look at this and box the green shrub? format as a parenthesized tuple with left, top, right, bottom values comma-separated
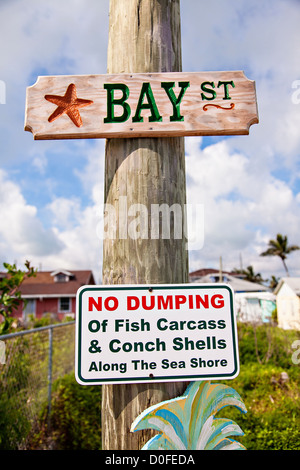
(0, 390, 31, 450)
(0, 339, 32, 449)
(31, 373, 102, 450)
(217, 361, 300, 450)
(237, 322, 300, 368)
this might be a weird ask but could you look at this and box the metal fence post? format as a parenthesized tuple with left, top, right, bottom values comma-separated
(47, 326, 53, 428)
(0, 321, 75, 447)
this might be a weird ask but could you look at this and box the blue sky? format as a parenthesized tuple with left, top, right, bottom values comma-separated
(0, 0, 300, 283)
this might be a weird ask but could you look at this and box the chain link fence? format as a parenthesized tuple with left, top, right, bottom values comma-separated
(0, 322, 75, 449)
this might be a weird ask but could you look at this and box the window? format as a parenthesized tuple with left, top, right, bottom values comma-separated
(52, 270, 74, 283)
(55, 273, 68, 282)
(23, 299, 36, 321)
(59, 297, 71, 312)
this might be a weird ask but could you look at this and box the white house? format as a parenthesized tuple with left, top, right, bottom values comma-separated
(189, 268, 272, 324)
(234, 292, 276, 324)
(274, 278, 300, 330)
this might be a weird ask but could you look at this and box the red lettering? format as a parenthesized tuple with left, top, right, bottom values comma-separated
(175, 295, 186, 309)
(157, 295, 173, 309)
(88, 296, 119, 311)
(141, 295, 155, 310)
(88, 297, 102, 311)
(104, 296, 119, 311)
(127, 296, 139, 310)
(195, 295, 209, 308)
(211, 294, 224, 308)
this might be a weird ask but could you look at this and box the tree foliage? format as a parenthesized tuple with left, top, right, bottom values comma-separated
(260, 234, 300, 275)
(232, 265, 265, 284)
(0, 261, 36, 334)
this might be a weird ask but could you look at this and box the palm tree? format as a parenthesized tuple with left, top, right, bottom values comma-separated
(269, 275, 279, 290)
(131, 381, 247, 450)
(233, 265, 265, 284)
(260, 234, 300, 276)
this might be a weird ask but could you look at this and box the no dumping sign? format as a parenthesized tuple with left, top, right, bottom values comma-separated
(75, 283, 239, 385)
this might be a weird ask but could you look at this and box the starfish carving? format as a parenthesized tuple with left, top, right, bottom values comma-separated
(45, 83, 93, 127)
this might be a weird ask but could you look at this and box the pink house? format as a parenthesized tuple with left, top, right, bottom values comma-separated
(12, 269, 95, 322)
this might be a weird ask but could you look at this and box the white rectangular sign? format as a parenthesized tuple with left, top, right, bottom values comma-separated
(75, 284, 239, 385)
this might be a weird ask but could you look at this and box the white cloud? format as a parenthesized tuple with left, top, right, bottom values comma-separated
(32, 153, 48, 174)
(0, 165, 104, 280)
(40, 202, 103, 282)
(0, 169, 63, 262)
(46, 197, 82, 230)
(0, 0, 109, 169)
(180, 0, 300, 278)
(0, 0, 109, 81)
(182, 0, 300, 170)
(73, 140, 105, 205)
(21, 140, 106, 280)
(185, 138, 300, 277)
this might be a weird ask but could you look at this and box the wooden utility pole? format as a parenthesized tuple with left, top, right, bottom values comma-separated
(101, 0, 189, 450)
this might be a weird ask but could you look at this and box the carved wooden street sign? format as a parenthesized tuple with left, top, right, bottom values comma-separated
(25, 71, 258, 140)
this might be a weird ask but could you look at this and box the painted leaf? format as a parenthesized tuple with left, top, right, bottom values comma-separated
(131, 381, 247, 450)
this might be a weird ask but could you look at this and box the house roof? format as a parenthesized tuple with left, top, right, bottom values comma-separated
(190, 268, 233, 278)
(18, 269, 95, 298)
(274, 277, 300, 296)
(189, 269, 269, 293)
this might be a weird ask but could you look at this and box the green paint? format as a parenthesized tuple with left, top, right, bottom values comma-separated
(132, 82, 162, 123)
(161, 81, 190, 121)
(103, 79, 236, 125)
(200, 81, 216, 101)
(218, 80, 235, 99)
(104, 83, 131, 123)
(201, 80, 235, 101)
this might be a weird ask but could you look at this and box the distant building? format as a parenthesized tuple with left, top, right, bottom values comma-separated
(10, 269, 95, 323)
(274, 277, 300, 330)
(189, 268, 269, 293)
(234, 292, 276, 323)
(189, 268, 274, 324)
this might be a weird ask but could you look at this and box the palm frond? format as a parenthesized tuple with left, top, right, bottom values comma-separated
(286, 244, 300, 253)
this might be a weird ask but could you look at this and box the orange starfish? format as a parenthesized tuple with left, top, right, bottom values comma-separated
(45, 83, 93, 127)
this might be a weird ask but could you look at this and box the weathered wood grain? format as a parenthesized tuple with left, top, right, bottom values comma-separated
(101, 0, 188, 451)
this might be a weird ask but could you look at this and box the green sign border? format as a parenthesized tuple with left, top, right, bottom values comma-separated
(75, 284, 239, 385)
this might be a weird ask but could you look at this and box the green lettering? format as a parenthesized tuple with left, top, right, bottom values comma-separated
(132, 82, 162, 123)
(89, 361, 97, 371)
(217, 80, 235, 99)
(161, 81, 190, 121)
(201, 81, 216, 101)
(104, 83, 131, 123)
(157, 318, 168, 331)
(109, 339, 121, 353)
(173, 337, 184, 351)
